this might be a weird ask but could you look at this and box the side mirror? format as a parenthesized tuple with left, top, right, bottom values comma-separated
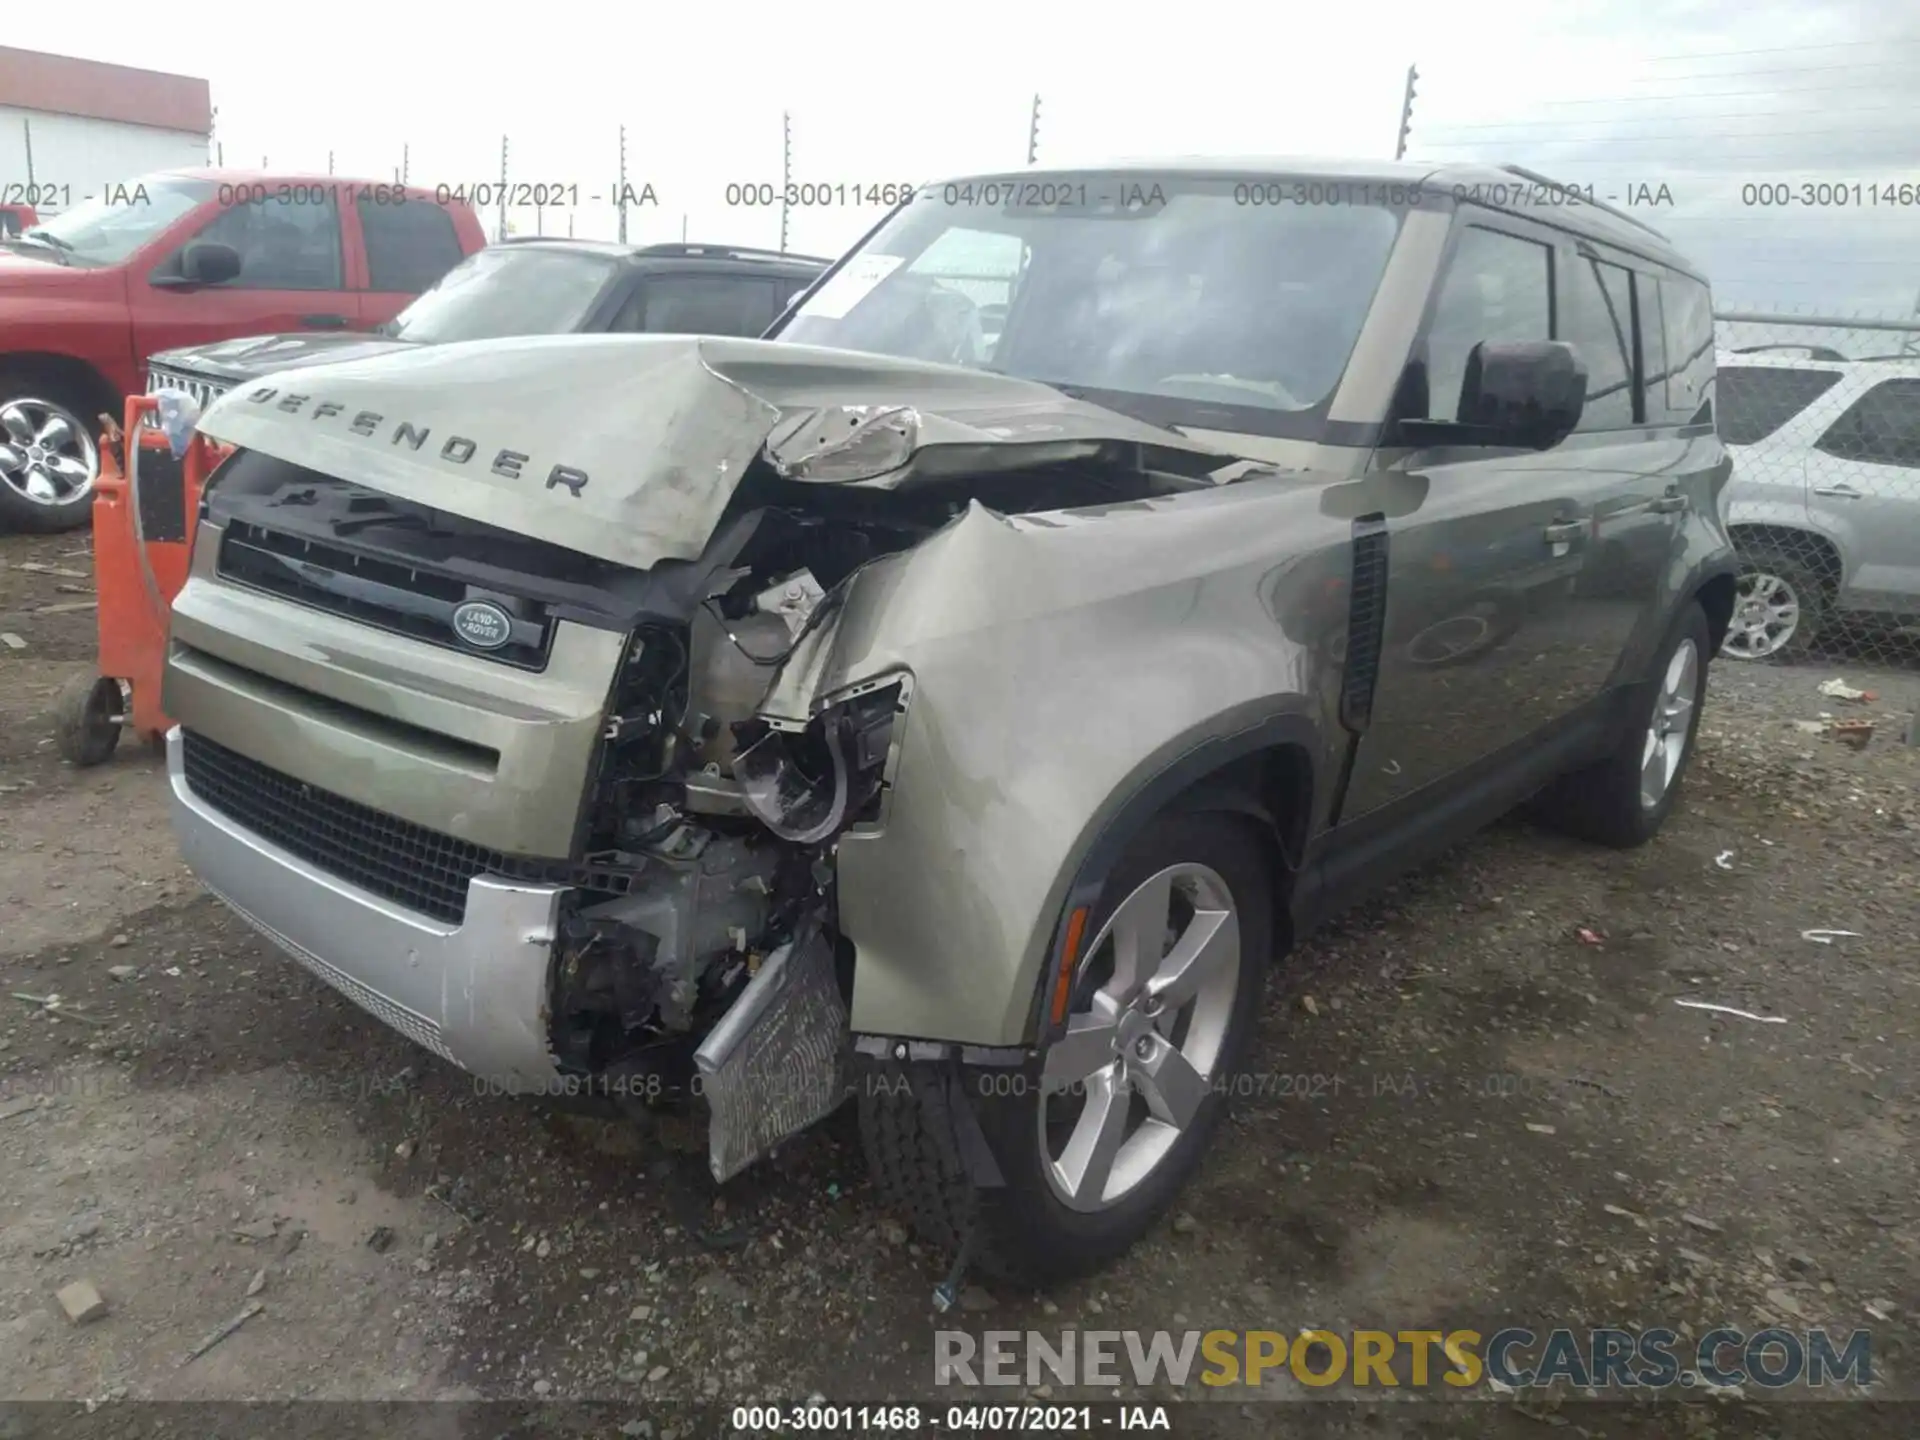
(157, 241, 242, 288)
(1458, 340, 1587, 450)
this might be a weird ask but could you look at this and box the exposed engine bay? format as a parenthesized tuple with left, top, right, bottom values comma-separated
(195, 437, 1205, 1166)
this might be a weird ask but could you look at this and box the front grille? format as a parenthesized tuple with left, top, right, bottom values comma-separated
(147, 367, 230, 409)
(180, 731, 638, 924)
(217, 521, 552, 670)
(182, 730, 510, 923)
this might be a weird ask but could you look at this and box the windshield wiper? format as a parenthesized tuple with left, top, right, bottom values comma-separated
(23, 228, 75, 253)
(1, 234, 70, 265)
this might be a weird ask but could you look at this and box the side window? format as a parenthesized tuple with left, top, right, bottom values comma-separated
(193, 194, 342, 290)
(1663, 274, 1716, 422)
(1814, 379, 1920, 469)
(359, 198, 465, 293)
(1559, 254, 1637, 429)
(1715, 366, 1844, 446)
(1637, 273, 1669, 411)
(632, 275, 777, 336)
(1420, 225, 1554, 422)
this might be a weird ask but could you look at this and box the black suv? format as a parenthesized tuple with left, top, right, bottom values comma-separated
(144, 240, 831, 406)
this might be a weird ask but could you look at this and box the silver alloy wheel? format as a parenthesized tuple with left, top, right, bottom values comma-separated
(1640, 637, 1699, 810)
(1038, 862, 1240, 1213)
(0, 397, 99, 509)
(1722, 571, 1800, 660)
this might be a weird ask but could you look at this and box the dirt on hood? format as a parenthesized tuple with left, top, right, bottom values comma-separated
(192, 333, 1237, 571)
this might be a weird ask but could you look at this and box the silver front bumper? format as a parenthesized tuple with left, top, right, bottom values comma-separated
(166, 726, 568, 1088)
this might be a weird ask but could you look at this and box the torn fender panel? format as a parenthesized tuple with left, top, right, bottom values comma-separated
(197, 334, 1239, 572)
(759, 475, 1363, 1047)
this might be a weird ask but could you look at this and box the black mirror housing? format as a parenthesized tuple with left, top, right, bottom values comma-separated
(1459, 340, 1587, 449)
(180, 240, 243, 286)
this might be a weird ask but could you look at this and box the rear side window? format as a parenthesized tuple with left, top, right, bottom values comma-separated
(1637, 275, 1668, 405)
(1559, 255, 1638, 430)
(1814, 378, 1920, 468)
(359, 198, 466, 293)
(1420, 226, 1554, 422)
(1662, 275, 1716, 421)
(1715, 366, 1844, 445)
(631, 275, 778, 336)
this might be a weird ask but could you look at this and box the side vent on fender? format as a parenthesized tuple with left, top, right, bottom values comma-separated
(1339, 515, 1390, 734)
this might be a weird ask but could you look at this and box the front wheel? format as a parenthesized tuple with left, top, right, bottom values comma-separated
(0, 376, 102, 533)
(860, 812, 1273, 1284)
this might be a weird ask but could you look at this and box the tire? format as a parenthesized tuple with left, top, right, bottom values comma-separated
(860, 811, 1274, 1284)
(1721, 544, 1827, 662)
(53, 674, 123, 768)
(0, 371, 104, 534)
(1532, 601, 1710, 848)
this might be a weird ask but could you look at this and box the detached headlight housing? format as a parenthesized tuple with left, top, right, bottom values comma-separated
(734, 676, 910, 844)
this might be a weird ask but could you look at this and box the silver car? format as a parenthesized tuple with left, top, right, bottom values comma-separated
(1715, 348, 1920, 659)
(161, 158, 1738, 1285)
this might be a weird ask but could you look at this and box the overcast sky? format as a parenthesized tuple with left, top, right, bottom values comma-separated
(9, 0, 1919, 317)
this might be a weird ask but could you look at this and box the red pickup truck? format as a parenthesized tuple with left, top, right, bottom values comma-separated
(0, 170, 486, 531)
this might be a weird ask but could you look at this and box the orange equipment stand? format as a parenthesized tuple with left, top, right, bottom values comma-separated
(54, 396, 225, 766)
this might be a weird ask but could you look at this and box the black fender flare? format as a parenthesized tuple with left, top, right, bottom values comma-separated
(1020, 701, 1328, 1044)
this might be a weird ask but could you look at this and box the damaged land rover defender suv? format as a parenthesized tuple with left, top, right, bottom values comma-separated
(163, 159, 1737, 1285)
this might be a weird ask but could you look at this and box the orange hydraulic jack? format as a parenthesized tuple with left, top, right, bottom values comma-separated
(55, 395, 227, 766)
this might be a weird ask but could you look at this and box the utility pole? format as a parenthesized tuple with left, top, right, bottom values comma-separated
(327, 150, 335, 176)
(22, 118, 33, 193)
(1027, 94, 1041, 166)
(498, 135, 509, 241)
(617, 124, 628, 244)
(1394, 65, 1419, 161)
(401, 142, 409, 185)
(779, 111, 792, 253)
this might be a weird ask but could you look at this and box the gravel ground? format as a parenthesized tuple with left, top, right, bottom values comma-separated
(3, 526, 1918, 1438)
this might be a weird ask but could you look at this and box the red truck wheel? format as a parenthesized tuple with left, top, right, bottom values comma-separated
(0, 372, 102, 533)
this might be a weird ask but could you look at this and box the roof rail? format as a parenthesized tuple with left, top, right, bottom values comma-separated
(1497, 165, 1671, 242)
(1730, 342, 1852, 363)
(634, 241, 832, 265)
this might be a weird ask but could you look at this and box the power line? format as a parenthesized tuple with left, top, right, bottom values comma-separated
(1426, 102, 1920, 133)
(1634, 37, 1920, 62)
(1535, 83, 1920, 106)
(1420, 119, 1920, 142)
(1447, 58, 1920, 83)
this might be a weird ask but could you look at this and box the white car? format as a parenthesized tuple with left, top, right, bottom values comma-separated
(1715, 348, 1920, 659)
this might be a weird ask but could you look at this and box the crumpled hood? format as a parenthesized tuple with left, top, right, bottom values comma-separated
(151, 330, 417, 383)
(195, 333, 1237, 571)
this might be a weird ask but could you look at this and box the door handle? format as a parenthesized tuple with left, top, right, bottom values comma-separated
(1811, 483, 1863, 499)
(300, 313, 350, 329)
(1542, 521, 1585, 544)
(1650, 493, 1688, 514)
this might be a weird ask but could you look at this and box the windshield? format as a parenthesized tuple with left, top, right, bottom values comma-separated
(774, 174, 1409, 438)
(387, 246, 620, 344)
(17, 177, 216, 265)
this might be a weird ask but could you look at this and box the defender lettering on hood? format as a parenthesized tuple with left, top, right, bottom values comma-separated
(195, 333, 1235, 572)
(239, 384, 590, 497)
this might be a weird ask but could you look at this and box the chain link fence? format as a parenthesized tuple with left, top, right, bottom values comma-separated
(1713, 310, 1920, 671)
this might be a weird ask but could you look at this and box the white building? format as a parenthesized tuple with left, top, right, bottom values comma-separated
(0, 45, 210, 217)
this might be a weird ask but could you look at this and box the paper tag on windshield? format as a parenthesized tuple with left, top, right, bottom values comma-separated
(798, 253, 903, 321)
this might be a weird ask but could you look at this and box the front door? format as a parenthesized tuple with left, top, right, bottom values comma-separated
(1810, 376, 1920, 611)
(132, 191, 353, 363)
(1343, 218, 1597, 818)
